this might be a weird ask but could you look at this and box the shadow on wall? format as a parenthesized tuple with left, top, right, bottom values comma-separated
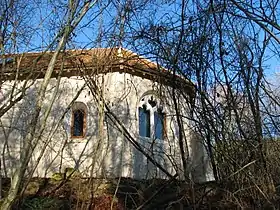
(40, 97, 101, 177)
(1, 87, 172, 180)
(0, 87, 37, 177)
(105, 99, 169, 180)
(105, 100, 132, 178)
(133, 137, 166, 179)
(190, 130, 214, 183)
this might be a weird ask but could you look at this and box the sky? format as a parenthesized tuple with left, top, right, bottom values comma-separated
(9, 0, 280, 84)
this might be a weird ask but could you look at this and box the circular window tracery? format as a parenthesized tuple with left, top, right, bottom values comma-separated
(138, 93, 165, 140)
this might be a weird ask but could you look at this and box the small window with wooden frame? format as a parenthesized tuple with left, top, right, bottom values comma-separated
(71, 102, 87, 138)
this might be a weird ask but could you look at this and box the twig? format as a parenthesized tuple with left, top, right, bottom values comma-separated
(226, 160, 256, 180)
(136, 173, 178, 210)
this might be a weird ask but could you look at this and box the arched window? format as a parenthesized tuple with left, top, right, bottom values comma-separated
(71, 102, 87, 138)
(154, 108, 164, 140)
(139, 105, 151, 138)
(138, 94, 165, 140)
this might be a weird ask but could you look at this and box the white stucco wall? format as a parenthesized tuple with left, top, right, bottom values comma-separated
(0, 71, 211, 181)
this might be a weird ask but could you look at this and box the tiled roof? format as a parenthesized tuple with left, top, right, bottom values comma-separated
(1, 47, 194, 95)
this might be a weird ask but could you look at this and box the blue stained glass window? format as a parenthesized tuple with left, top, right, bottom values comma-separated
(154, 110, 164, 139)
(139, 106, 150, 137)
(73, 109, 84, 137)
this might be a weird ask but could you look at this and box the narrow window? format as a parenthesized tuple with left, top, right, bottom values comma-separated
(154, 110, 164, 140)
(71, 102, 87, 138)
(139, 106, 150, 137)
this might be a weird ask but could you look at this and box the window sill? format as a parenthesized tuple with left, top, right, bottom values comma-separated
(139, 136, 164, 141)
(68, 137, 87, 143)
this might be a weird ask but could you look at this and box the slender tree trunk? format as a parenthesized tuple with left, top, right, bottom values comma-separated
(1, 2, 94, 209)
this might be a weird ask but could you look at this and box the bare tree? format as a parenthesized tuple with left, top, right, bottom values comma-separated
(1, 0, 280, 208)
(0, 1, 99, 209)
(121, 0, 280, 207)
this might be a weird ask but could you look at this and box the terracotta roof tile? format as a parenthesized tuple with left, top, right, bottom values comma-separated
(1, 48, 194, 96)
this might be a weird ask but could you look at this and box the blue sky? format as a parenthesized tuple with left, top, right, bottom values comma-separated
(13, 0, 280, 82)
